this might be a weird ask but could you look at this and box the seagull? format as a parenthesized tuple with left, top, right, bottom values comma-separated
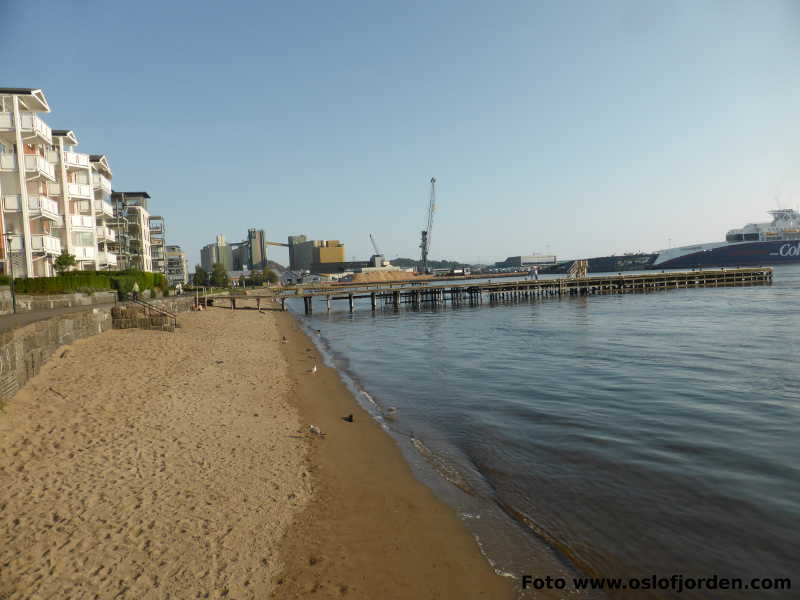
(342, 414, 354, 423)
(310, 363, 317, 374)
(281, 336, 288, 343)
(309, 425, 323, 436)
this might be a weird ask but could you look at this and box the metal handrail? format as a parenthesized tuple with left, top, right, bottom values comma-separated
(129, 297, 177, 328)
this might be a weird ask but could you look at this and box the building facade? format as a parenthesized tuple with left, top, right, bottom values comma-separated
(0, 89, 125, 276)
(246, 228, 268, 269)
(200, 234, 233, 272)
(149, 214, 165, 275)
(288, 235, 345, 271)
(165, 245, 188, 286)
(109, 192, 152, 272)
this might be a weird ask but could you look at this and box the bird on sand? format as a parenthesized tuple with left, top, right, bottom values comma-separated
(310, 363, 317, 374)
(342, 414, 354, 423)
(309, 425, 323, 436)
(282, 336, 288, 343)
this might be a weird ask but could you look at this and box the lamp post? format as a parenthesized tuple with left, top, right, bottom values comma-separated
(4, 232, 17, 314)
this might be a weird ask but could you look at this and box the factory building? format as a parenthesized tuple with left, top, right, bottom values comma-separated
(287, 235, 345, 271)
(495, 254, 557, 268)
(200, 234, 233, 272)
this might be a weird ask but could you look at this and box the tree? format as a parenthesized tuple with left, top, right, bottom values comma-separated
(54, 252, 77, 274)
(263, 267, 278, 284)
(210, 262, 229, 287)
(193, 265, 208, 286)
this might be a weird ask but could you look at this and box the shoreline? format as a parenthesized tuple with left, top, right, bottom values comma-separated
(272, 307, 514, 598)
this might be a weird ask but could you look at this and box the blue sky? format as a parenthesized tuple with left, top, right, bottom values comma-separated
(3, 1, 800, 266)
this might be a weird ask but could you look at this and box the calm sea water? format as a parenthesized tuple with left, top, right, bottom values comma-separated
(289, 266, 800, 599)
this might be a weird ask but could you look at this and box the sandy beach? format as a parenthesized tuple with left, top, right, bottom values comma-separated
(0, 299, 512, 599)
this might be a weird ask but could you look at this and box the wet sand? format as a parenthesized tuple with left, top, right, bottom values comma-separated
(0, 299, 512, 599)
(271, 309, 513, 599)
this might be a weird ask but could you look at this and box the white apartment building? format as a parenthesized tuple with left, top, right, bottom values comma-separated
(0, 88, 118, 276)
(90, 154, 117, 270)
(165, 245, 188, 286)
(110, 191, 152, 272)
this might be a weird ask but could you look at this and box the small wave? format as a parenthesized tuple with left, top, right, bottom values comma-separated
(410, 437, 476, 496)
(494, 497, 602, 581)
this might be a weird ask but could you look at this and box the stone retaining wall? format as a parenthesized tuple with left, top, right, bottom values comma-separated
(0, 287, 117, 315)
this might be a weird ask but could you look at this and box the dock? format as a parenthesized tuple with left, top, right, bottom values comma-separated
(280, 268, 772, 314)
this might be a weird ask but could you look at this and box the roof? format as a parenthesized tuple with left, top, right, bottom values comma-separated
(0, 88, 50, 113)
(89, 154, 112, 177)
(112, 191, 151, 198)
(52, 130, 79, 145)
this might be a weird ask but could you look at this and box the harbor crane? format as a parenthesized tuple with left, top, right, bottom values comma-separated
(369, 233, 382, 256)
(419, 177, 436, 274)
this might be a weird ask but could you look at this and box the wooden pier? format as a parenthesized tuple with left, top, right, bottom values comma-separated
(281, 268, 772, 315)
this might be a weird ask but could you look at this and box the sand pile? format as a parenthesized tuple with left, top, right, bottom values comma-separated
(349, 270, 429, 283)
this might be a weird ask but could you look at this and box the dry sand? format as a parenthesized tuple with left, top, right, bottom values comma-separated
(0, 304, 310, 599)
(0, 299, 513, 599)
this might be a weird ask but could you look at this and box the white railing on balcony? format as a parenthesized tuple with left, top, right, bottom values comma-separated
(3, 194, 60, 220)
(70, 215, 95, 229)
(46, 182, 61, 196)
(28, 195, 60, 220)
(99, 199, 114, 216)
(0, 153, 16, 171)
(92, 173, 112, 192)
(63, 151, 90, 168)
(97, 251, 117, 266)
(30, 234, 62, 254)
(0, 112, 52, 144)
(72, 246, 96, 260)
(96, 226, 116, 241)
(24, 154, 56, 180)
(69, 182, 93, 198)
(46, 149, 59, 163)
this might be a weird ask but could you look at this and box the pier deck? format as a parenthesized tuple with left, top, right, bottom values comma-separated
(280, 268, 772, 314)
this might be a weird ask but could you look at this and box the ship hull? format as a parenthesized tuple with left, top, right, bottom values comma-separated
(653, 240, 800, 268)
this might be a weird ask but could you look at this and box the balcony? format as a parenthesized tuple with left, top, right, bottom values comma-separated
(96, 226, 116, 242)
(30, 234, 62, 255)
(0, 153, 55, 180)
(69, 215, 95, 230)
(0, 112, 52, 145)
(97, 251, 117, 266)
(72, 246, 96, 261)
(63, 151, 90, 169)
(47, 181, 94, 199)
(98, 199, 114, 217)
(92, 173, 112, 193)
(2, 194, 60, 220)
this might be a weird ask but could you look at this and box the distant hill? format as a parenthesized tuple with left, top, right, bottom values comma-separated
(265, 260, 285, 273)
(390, 257, 473, 270)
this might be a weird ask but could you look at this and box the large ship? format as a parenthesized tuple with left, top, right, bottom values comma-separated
(651, 208, 800, 268)
(542, 209, 800, 273)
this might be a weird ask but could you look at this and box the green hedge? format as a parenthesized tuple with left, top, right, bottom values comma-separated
(10, 270, 167, 295)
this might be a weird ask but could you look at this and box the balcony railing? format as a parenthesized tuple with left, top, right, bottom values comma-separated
(69, 215, 95, 229)
(30, 234, 62, 254)
(0, 153, 53, 179)
(72, 246, 96, 260)
(63, 151, 90, 168)
(0, 112, 52, 145)
(96, 226, 116, 241)
(0, 153, 55, 180)
(98, 199, 114, 217)
(97, 251, 117, 266)
(92, 173, 112, 193)
(2, 194, 60, 220)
